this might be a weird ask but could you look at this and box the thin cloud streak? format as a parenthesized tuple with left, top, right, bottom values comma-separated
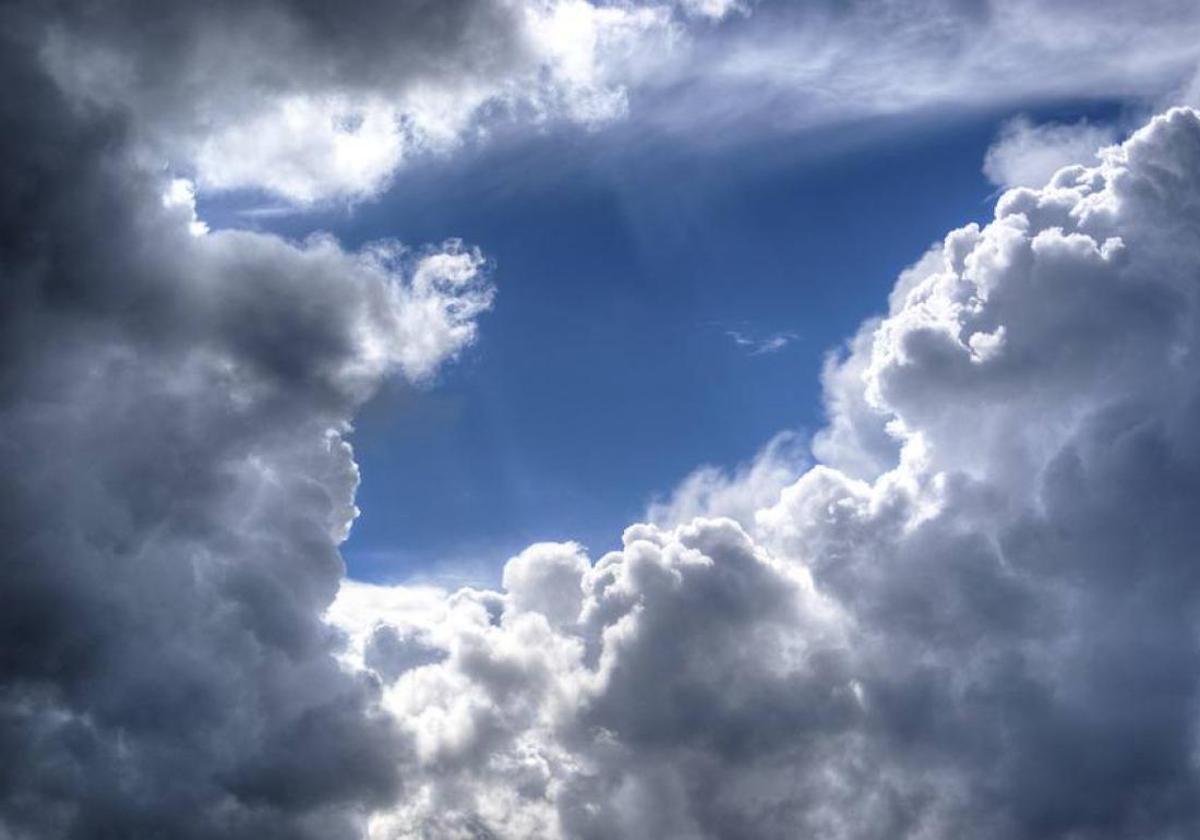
(725, 328, 800, 355)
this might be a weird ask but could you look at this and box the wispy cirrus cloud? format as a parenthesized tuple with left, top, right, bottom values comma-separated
(636, 0, 1200, 146)
(725, 327, 799, 355)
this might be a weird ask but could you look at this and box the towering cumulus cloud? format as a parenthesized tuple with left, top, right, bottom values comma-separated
(334, 109, 1200, 838)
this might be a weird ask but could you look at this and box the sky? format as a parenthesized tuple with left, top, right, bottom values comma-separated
(208, 100, 1124, 583)
(10, 1, 1200, 839)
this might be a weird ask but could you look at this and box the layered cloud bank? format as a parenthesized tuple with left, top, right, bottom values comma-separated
(332, 109, 1200, 838)
(9, 1, 1200, 839)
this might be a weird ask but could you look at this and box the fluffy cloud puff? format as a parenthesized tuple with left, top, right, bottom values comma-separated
(332, 108, 1200, 838)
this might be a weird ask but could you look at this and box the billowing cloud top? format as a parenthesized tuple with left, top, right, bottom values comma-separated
(8, 0, 1200, 839)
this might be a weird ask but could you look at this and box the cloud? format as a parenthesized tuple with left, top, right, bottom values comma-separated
(724, 328, 799, 355)
(0, 15, 491, 836)
(325, 108, 1200, 838)
(34, 0, 677, 204)
(646, 431, 808, 528)
(675, 0, 748, 21)
(983, 116, 1119, 189)
(636, 0, 1200, 147)
(29, 0, 1200, 207)
(11, 0, 1200, 836)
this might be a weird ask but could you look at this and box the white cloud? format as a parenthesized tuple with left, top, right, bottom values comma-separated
(325, 107, 1200, 838)
(502, 542, 591, 629)
(161, 177, 210, 236)
(725, 328, 799, 355)
(646, 430, 808, 528)
(192, 96, 414, 204)
(983, 116, 1119, 189)
(675, 0, 748, 21)
(637, 0, 1200, 147)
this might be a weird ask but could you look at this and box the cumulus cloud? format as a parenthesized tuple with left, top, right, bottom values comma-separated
(323, 108, 1200, 838)
(983, 116, 1119, 189)
(0, 10, 490, 835)
(646, 431, 808, 528)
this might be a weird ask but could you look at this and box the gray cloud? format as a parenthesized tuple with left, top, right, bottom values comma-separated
(0, 10, 489, 836)
(634, 0, 1200, 148)
(31, 0, 672, 202)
